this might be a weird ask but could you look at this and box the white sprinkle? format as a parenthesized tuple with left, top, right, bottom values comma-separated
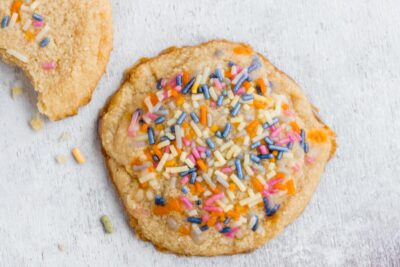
(209, 87, 218, 101)
(22, 19, 32, 31)
(214, 150, 226, 165)
(230, 174, 246, 192)
(139, 172, 156, 184)
(226, 190, 235, 201)
(239, 193, 262, 206)
(170, 145, 178, 157)
(185, 159, 195, 168)
(251, 131, 270, 143)
(30, 0, 40, 10)
(220, 140, 234, 152)
(267, 170, 277, 179)
(165, 166, 189, 173)
(6, 49, 28, 63)
(216, 176, 229, 188)
(156, 153, 169, 172)
(9, 13, 18, 28)
(157, 139, 170, 149)
(180, 151, 187, 162)
(202, 173, 216, 189)
(35, 25, 50, 41)
(230, 95, 240, 107)
(190, 121, 203, 137)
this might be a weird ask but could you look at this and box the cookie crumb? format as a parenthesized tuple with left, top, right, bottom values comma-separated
(11, 86, 23, 98)
(30, 114, 44, 131)
(57, 244, 66, 252)
(100, 215, 113, 234)
(59, 132, 70, 142)
(72, 148, 86, 164)
(55, 155, 68, 164)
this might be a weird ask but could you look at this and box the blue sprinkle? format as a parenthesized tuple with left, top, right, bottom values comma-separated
(190, 172, 197, 184)
(176, 74, 182, 87)
(250, 153, 261, 163)
(250, 141, 261, 149)
(268, 145, 289, 152)
(179, 170, 190, 176)
(303, 142, 309, 153)
(206, 138, 215, 149)
(241, 93, 254, 101)
(209, 73, 218, 79)
(268, 80, 273, 91)
(222, 90, 228, 97)
(176, 112, 187, 125)
(32, 13, 43, 21)
(170, 126, 175, 133)
(222, 123, 232, 138)
(287, 142, 294, 149)
(228, 61, 235, 67)
(1, 16, 9, 28)
(215, 131, 223, 138)
(263, 117, 279, 129)
(217, 95, 224, 106)
(215, 68, 223, 82)
(224, 217, 231, 225)
(268, 204, 280, 216)
(152, 155, 159, 162)
(188, 167, 197, 173)
(251, 215, 259, 231)
(187, 217, 202, 224)
(200, 225, 209, 231)
(155, 116, 165, 124)
(198, 86, 203, 93)
(258, 153, 274, 159)
(156, 79, 163, 90)
(205, 149, 211, 157)
(147, 127, 155, 145)
(230, 102, 241, 116)
(195, 200, 201, 205)
(248, 56, 261, 73)
(277, 151, 283, 160)
(220, 227, 232, 233)
(181, 186, 189, 194)
(160, 136, 169, 142)
(234, 159, 243, 179)
(182, 77, 196, 94)
(233, 73, 248, 93)
(190, 112, 199, 123)
(263, 197, 280, 216)
(264, 136, 274, 145)
(155, 195, 166, 206)
(39, 37, 50, 48)
(201, 84, 210, 99)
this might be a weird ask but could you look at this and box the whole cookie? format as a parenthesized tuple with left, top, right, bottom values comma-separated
(99, 40, 336, 256)
(0, 0, 112, 120)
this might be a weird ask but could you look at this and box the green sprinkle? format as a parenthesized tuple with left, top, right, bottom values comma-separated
(100, 215, 113, 234)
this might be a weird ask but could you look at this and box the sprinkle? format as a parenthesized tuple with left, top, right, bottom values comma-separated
(147, 127, 155, 144)
(156, 78, 164, 90)
(200, 225, 209, 231)
(241, 93, 254, 101)
(206, 138, 215, 149)
(250, 141, 261, 149)
(248, 56, 261, 72)
(215, 68, 223, 82)
(155, 195, 166, 206)
(263, 117, 279, 129)
(264, 136, 274, 145)
(8, 13, 18, 28)
(156, 153, 169, 172)
(230, 102, 241, 116)
(39, 37, 50, 47)
(214, 150, 226, 165)
(263, 197, 280, 216)
(100, 215, 113, 234)
(72, 148, 86, 164)
(176, 74, 182, 87)
(249, 215, 259, 231)
(258, 153, 273, 159)
(190, 121, 203, 137)
(191, 75, 202, 93)
(234, 159, 243, 179)
(155, 116, 165, 124)
(222, 123, 232, 138)
(230, 174, 246, 191)
(32, 13, 43, 21)
(190, 172, 197, 184)
(180, 196, 193, 209)
(35, 25, 50, 41)
(1, 15, 9, 28)
(233, 72, 248, 93)
(201, 84, 210, 99)
(33, 20, 43, 27)
(176, 112, 186, 125)
(42, 61, 56, 70)
(6, 49, 28, 63)
(165, 166, 189, 173)
(268, 145, 289, 152)
(250, 153, 260, 163)
(205, 193, 224, 206)
(190, 112, 199, 123)
(181, 186, 189, 194)
(187, 217, 202, 224)
(182, 77, 196, 94)
(220, 227, 232, 233)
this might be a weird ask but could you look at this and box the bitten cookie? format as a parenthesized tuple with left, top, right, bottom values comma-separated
(99, 40, 336, 256)
(0, 0, 113, 120)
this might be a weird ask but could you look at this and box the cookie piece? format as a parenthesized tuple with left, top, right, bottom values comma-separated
(99, 40, 336, 256)
(0, 0, 113, 120)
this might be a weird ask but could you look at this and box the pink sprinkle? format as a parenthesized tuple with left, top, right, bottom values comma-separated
(220, 166, 233, 174)
(235, 87, 245, 95)
(268, 178, 283, 187)
(258, 145, 268, 154)
(210, 101, 217, 108)
(180, 196, 193, 210)
(169, 78, 176, 87)
(162, 90, 169, 99)
(161, 79, 167, 87)
(276, 138, 291, 146)
(214, 79, 222, 90)
(42, 61, 56, 70)
(188, 154, 196, 164)
(261, 189, 270, 197)
(236, 66, 243, 73)
(284, 109, 295, 117)
(174, 86, 182, 92)
(270, 125, 276, 131)
(271, 126, 283, 138)
(33, 21, 43, 27)
(215, 222, 223, 231)
(192, 148, 200, 159)
(127, 110, 140, 137)
(205, 192, 225, 206)
(146, 112, 157, 120)
(288, 131, 302, 142)
(164, 145, 170, 153)
(204, 206, 223, 212)
(197, 146, 207, 153)
(225, 227, 239, 238)
(292, 162, 301, 172)
(180, 176, 189, 184)
(182, 138, 191, 146)
(202, 213, 210, 223)
(200, 152, 206, 158)
(269, 188, 279, 194)
(305, 156, 316, 164)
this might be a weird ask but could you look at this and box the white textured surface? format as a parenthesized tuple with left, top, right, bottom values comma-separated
(0, 0, 399, 266)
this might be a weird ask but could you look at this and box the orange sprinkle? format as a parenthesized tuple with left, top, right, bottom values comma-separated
(290, 121, 301, 133)
(233, 45, 253, 55)
(273, 183, 286, 191)
(181, 121, 190, 129)
(243, 80, 252, 89)
(285, 179, 296, 196)
(182, 71, 190, 86)
(153, 206, 169, 216)
(179, 224, 190, 235)
(140, 182, 149, 189)
(224, 70, 233, 79)
(200, 105, 207, 125)
(165, 160, 176, 167)
(251, 177, 264, 192)
(189, 184, 196, 195)
(176, 95, 185, 106)
(207, 216, 217, 227)
(196, 159, 208, 171)
(25, 31, 35, 41)
(246, 120, 259, 134)
(281, 103, 289, 111)
(226, 210, 240, 220)
(167, 198, 183, 212)
(147, 166, 155, 172)
(169, 89, 178, 98)
(253, 100, 266, 109)
(256, 78, 267, 94)
(195, 182, 204, 194)
(140, 123, 149, 133)
(149, 93, 158, 105)
(11, 0, 22, 13)
(152, 145, 163, 159)
(210, 124, 219, 133)
(275, 172, 286, 179)
(308, 129, 328, 144)
(228, 183, 236, 192)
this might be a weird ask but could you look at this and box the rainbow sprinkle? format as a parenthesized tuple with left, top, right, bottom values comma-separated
(129, 49, 312, 242)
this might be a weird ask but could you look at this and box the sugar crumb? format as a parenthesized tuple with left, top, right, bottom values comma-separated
(30, 114, 44, 131)
(55, 155, 68, 164)
(11, 86, 23, 99)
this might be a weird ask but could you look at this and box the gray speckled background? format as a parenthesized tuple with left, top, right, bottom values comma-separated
(0, 0, 399, 266)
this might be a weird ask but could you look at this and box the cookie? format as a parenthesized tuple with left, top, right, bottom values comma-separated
(99, 40, 336, 256)
(0, 0, 113, 120)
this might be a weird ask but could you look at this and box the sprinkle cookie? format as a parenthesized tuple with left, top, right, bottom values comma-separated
(99, 40, 336, 255)
(0, 0, 113, 120)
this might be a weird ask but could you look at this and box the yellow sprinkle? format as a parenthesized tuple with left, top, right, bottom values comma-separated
(72, 148, 86, 164)
(11, 86, 23, 98)
(29, 115, 44, 131)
